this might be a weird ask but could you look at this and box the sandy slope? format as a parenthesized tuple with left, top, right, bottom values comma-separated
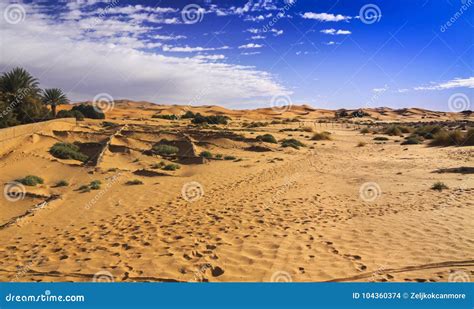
(0, 103, 472, 282)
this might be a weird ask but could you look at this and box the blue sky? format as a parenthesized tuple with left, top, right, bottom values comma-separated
(0, 0, 472, 111)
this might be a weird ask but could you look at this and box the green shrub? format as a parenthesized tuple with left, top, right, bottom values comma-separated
(414, 125, 442, 139)
(351, 110, 370, 118)
(384, 125, 412, 136)
(151, 161, 166, 169)
(71, 104, 105, 119)
(16, 175, 44, 186)
(90, 180, 101, 190)
(431, 182, 448, 191)
(49, 143, 88, 162)
(152, 114, 178, 120)
(181, 111, 196, 119)
(335, 109, 349, 118)
(200, 151, 212, 158)
(192, 113, 229, 125)
(55, 180, 69, 187)
(152, 144, 179, 155)
(126, 179, 143, 185)
(311, 132, 331, 141)
(78, 185, 90, 192)
(246, 121, 267, 128)
(215, 154, 223, 159)
(163, 163, 180, 171)
(224, 155, 236, 160)
(360, 128, 370, 134)
(373, 136, 389, 141)
(56, 110, 84, 120)
(281, 138, 305, 149)
(430, 130, 466, 146)
(256, 134, 277, 143)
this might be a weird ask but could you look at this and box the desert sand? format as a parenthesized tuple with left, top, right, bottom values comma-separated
(0, 101, 473, 282)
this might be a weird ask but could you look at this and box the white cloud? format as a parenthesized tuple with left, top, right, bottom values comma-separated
(0, 2, 288, 106)
(163, 45, 230, 52)
(239, 43, 263, 49)
(245, 15, 265, 22)
(247, 27, 282, 36)
(324, 41, 337, 45)
(251, 35, 266, 39)
(247, 28, 260, 34)
(414, 77, 474, 90)
(320, 29, 351, 35)
(102, 5, 178, 15)
(373, 86, 389, 93)
(194, 54, 226, 61)
(241, 51, 261, 55)
(296, 51, 310, 56)
(270, 28, 284, 36)
(153, 34, 187, 40)
(302, 12, 351, 22)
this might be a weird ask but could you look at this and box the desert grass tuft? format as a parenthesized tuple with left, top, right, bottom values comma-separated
(311, 131, 332, 141)
(431, 182, 448, 191)
(16, 175, 44, 186)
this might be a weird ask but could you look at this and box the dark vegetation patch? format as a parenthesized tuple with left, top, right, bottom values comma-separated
(280, 138, 305, 149)
(16, 175, 44, 186)
(49, 142, 89, 162)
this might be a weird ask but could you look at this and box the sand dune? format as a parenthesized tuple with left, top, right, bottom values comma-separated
(0, 102, 472, 282)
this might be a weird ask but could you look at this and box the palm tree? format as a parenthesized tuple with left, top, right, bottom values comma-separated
(0, 67, 40, 101)
(0, 67, 43, 123)
(41, 88, 69, 117)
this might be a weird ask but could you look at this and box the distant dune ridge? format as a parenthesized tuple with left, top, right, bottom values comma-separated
(69, 99, 471, 122)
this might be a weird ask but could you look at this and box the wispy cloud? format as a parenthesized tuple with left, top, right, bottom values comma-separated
(239, 43, 263, 49)
(241, 51, 261, 55)
(320, 29, 351, 35)
(302, 12, 351, 22)
(414, 77, 474, 90)
(269, 28, 284, 36)
(194, 54, 226, 61)
(153, 34, 187, 40)
(163, 45, 230, 52)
